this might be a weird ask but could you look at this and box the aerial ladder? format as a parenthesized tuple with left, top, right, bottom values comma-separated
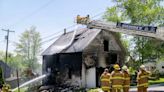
(76, 15, 164, 41)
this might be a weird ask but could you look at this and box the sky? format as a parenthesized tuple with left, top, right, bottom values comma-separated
(0, 0, 115, 53)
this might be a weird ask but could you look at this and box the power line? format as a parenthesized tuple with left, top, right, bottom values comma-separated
(6, 0, 55, 28)
(91, 11, 104, 19)
(42, 24, 77, 40)
(41, 11, 105, 45)
(0, 40, 5, 43)
(42, 30, 63, 39)
(41, 34, 62, 45)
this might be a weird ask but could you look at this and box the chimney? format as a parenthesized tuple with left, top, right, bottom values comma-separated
(64, 28, 66, 34)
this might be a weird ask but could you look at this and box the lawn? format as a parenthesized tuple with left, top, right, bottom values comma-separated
(14, 87, 28, 92)
(149, 78, 164, 85)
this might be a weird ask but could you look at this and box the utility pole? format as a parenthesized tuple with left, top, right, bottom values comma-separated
(2, 29, 15, 64)
(2, 29, 14, 79)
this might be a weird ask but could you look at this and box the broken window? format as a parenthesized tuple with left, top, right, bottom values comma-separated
(68, 67, 72, 79)
(109, 53, 117, 64)
(103, 40, 109, 51)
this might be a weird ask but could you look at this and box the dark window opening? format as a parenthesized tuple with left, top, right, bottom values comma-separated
(109, 53, 117, 64)
(68, 68, 72, 79)
(103, 40, 109, 51)
(162, 66, 164, 69)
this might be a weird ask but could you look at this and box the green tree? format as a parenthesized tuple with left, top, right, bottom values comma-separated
(15, 26, 42, 72)
(0, 50, 5, 61)
(0, 50, 25, 73)
(104, 0, 164, 66)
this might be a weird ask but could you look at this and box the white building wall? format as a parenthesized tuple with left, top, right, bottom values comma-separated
(98, 53, 106, 68)
(81, 63, 86, 88)
(157, 61, 164, 74)
(86, 67, 96, 88)
(144, 62, 164, 74)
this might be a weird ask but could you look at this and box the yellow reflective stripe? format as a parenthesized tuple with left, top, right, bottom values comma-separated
(101, 79, 110, 81)
(102, 86, 110, 88)
(137, 83, 148, 87)
(123, 85, 130, 87)
(101, 87, 110, 89)
(137, 78, 140, 80)
(111, 77, 124, 80)
(112, 85, 123, 88)
(137, 75, 149, 80)
(124, 78, 130, 80)
(140, 75, 149, 79)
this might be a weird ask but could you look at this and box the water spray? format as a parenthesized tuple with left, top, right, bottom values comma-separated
(11, 74, 48, 92)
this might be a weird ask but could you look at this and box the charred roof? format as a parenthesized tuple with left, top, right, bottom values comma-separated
(42, 28, 101, 55)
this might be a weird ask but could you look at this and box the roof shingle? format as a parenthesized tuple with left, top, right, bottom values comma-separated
(42, 28, 101, 55)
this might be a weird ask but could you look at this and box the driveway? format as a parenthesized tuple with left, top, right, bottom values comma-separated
(130, 83, 164, 92)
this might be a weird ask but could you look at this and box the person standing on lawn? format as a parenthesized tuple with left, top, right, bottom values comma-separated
(137, 65, 150, 92)
(100, 68, 111, 92)
(122, 65, 130, 92)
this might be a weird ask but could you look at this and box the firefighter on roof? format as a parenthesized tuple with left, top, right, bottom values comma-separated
(100, 68, 111, 92)
(111, 64, 124, 92)
(76, 15, 90, 24)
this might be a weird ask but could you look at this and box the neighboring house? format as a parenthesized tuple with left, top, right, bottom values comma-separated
(42, 28, 126, 88)
(0, 60, 11, 78)
(144, 62, 156, 71)
(144, 61, 164, 74)
(156, 61, 164, 74)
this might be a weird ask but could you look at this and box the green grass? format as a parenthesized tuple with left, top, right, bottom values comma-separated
(149, 78, 164, 85)
(14, 87, 28, 92)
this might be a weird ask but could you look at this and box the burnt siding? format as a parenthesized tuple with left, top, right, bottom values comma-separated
(42, 55, 59, 85)
(42, 55, 59, 74)
(42, 52, 82, 86)
(59, 53, 82, 76)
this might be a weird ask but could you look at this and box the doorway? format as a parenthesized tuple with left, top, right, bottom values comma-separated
(96, 67, 104, 87)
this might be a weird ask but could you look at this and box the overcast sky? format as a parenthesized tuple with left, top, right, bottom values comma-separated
(0, 0, 115, 52)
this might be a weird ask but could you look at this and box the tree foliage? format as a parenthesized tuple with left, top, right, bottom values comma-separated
(105, 0, 164, 25)
(0, 50, 25, 75)
(104, 0, 164, 66)
(15, 26, 42, 71)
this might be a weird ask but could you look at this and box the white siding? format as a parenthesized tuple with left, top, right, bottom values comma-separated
(81, 63, 86, 87)
(157, 61, 164, 74)
(86, 67, 96, 88)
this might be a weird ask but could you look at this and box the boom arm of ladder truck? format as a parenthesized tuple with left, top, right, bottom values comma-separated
(76, 16, 164, 41)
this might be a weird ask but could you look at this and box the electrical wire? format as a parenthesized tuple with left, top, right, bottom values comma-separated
(41, 30, 63, 40)
(41, 34, 62, 45)
(41, 11, 105, 45)
(91, 11, 104, 19)
(0, 40, 5, 43)
(6, 0, 55, 28)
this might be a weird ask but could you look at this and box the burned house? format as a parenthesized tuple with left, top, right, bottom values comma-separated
(42, 28, 126, 88)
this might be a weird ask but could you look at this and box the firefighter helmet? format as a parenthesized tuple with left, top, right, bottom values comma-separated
(122, 65, 128, 71)
(113, 64, 120, 70)
(140, 65, 146, 70)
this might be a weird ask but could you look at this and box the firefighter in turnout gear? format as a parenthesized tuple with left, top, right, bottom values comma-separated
(137, 65, 150, 92)
(122, 66, 130, 92)
(100, 68, 111, 92)
(76, 15, 90, 24)
(111, 64, 124, 92)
